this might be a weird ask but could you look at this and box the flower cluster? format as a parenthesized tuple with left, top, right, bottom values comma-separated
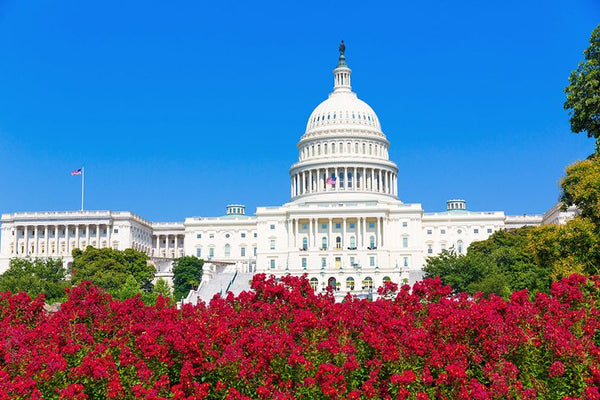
(0, 274, 600, 399)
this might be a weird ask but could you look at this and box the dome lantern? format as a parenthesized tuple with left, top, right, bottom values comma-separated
(333, 40, 352, 93)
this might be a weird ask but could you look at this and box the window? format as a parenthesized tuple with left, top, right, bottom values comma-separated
(321, 223, 327, 230)
(370, 236, 376, 248)
(301, 257, 307, 268)
(427, 244, 433, 254)
(457, 240, 464, 254)
(209, 248, 214, 257)
(209, 234, 215, 239)
(441, 229, 446, 234)
(402, 221, 408, 228)
(363, 277, 373, 290)
(474, 229, 479, 234)
(402, 237, 408, 248)
(487, 228, 492, 233)
(310, 278, 318, 290)
(370, 256, 375, 267)
(350, 256, 355, 266)
(427, 229, 432, 235)
(403, 257, 408, 267)
(114, 228, 119, 233)
(321, 257, 327, 268)
(196, 248, 201, 257)
(270, 239, 276, 250)
(241, 247, 246, 257)
(302, 224, 307, 230)
(270, 224, 275, 230)
(225, 233, 230, 238)
(321, 237, 327, 249)
(302, 237, 308, 250)
(346, 277, 355, 290)
(457, 229, 462, 234)
(369, 222, 375, 228)
(335, 223, 341, 229)
(254, 233, 257, 238)
(253, 247, 257, 256)
(241, 233, 246, 238)
(335, 236, 342, 249)
(350, 236, 356, 248)
(349, 223, 355, 229)
(270, 259, 276, 269)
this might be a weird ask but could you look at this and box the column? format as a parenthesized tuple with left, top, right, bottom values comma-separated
(44, 226, 49, 255)
(380, 217, 384, 247)
(313, 219, 317, 247)
(353, 167, 357, 190)
(33, 226, 38, 255)
(335, 167, 339, 191)
(328, 218, 332, 249)
(291, 179, 294, 198)
(294, 219, 299, 249)
(96, 225, 100, 248)
(342, 218, 347, 249)
(76, 225, 80, 250)
(361, 217, 366, 248)
(165, 234, 169, 258)
(344, 167, 348, 190)
(55, 225, 59, 255)
(309, 170, 313, 193)
(174, 235, 178, 257)
(86, 224, 90, 247)
(308, 217, 312, 249)
(24, 226, 29, 255)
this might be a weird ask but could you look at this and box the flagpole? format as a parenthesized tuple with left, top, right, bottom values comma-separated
(81, 167, 85, 211)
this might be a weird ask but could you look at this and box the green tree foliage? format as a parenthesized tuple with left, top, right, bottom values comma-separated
(423, 228, 550, 297)
(528, 217, 600, 280)
(564, 24, 600, 150)
(172, 256, 203, 300)
(70, 247, 155, 295)
(0, 257, 70, 303)
(560, 157, 600, 224)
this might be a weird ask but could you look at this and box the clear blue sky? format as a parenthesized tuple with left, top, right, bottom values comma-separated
(0, 0, 598, 221)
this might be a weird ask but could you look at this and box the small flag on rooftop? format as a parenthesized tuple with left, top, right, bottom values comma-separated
(326, 176, 337, 185)
(71, 168, 82, 176)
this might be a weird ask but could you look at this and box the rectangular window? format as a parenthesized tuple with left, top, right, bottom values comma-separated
(196, 248, 201, 257)
(241, 247, 246, 257)
(209, 248, 214, 257)
(241, 233, 246, 238)
(441, 229, 446, 234)
(114, 228, 119, 233)
(402, 237, 408, 248)
(335, 223, 341, 229)
(474, 229, 479, 234)
(321, 257, 327, 268)
(321, 223, 327, 230)
(427, 245, 433, 254)
(302, 224, 307, 230)
(369, 222, 375, 228)
(301, 257, 307, 268)
(270, 239, 275, 250)
(350, 256, 355, 266)
(253, 247, 257, 256)
(209, 234, 214, 239)
(402, 221, 408, 228)
(349, 223, 355, 229)
(403, 257, 408, 267)
(370, 256, 375, 267)
(427, 229, 432, 234)
(254, 233, 257, 237)
(487, 228, 492, 233)
(270, 259, 276, 269)
(196, 233, 202, 239)
(270, 224, 275, 230)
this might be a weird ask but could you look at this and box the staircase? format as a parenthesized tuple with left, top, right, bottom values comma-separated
(183, 270, 254, 306)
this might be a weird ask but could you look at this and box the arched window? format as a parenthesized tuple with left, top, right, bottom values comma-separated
(328, 277, 337, 290)
(332, 143, 336, 153)
(457, 240, 464, 254)
(322, 236, 328, 250)
(335, 236, 342, 249)
(350, 236, 356, 248)
(310, 278, 319, 290)
(369, 235, 375, 248)
(363, 277, 373, 290)
(224, 243, 230, 257)
(302, 237, 308, 250)
(346, 277, 355, 290)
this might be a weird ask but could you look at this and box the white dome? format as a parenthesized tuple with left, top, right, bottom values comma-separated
(305, 91, 381, 133)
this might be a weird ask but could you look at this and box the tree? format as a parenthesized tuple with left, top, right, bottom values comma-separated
(0, 257, 70, 303)
(560, 157, 600, 224)
(564, 24, 600, 150)
(70, 247, 155, 295)
(423, 227, 550, 297)
(172, 256, 203, 300)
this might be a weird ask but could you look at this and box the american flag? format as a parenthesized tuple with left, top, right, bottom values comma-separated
(71, 168, 82, 176)
(326, 176, 337, 185)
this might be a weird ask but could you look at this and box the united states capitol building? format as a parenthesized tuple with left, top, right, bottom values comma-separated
(0, 44, 576, 297)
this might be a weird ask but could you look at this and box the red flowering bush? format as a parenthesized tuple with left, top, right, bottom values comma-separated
(0, 274, 599, 399)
